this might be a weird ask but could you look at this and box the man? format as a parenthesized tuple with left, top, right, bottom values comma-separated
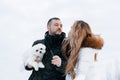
(25, 17, 66, 80)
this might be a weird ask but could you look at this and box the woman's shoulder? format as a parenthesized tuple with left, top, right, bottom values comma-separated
(78, 47, 100, 61)
(80, 47, 99, 54)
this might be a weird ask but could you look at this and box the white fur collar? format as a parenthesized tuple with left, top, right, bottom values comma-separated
(78, 47, 100, 62)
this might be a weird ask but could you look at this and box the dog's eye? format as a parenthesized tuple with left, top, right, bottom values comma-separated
(40, 48, 43, 50)
(36, 50, 38, 52)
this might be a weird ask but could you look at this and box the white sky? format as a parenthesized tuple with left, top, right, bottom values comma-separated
(0, 0, 120, 80)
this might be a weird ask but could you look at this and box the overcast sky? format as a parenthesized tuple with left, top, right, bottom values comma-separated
(0, 0, 120, 80)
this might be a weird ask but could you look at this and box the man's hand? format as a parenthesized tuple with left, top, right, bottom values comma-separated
(51, 55, 62, 67)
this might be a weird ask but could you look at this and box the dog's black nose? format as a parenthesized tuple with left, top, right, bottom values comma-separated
(39, 51, 42, 53)
(40, 48, 43, 50)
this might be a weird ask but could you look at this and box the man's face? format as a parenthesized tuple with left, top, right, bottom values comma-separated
(47, 20, 62, 35)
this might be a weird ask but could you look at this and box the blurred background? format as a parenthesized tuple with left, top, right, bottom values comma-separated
(0, 0, 120, 80)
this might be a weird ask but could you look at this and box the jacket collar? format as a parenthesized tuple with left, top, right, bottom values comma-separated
(44, 31, 66, 49)
(81, 35, 104, 49)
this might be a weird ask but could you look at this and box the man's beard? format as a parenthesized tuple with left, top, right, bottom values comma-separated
(51, 29, 62, 35)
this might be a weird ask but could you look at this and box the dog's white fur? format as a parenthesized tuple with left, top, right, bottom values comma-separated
(23, 44, 46, 71)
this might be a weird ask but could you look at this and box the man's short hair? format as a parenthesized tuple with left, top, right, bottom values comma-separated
(47, 17, 60, 26)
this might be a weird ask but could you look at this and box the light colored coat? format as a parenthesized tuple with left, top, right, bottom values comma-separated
(66, 48, 100, 80)
(66, 35, 104, 80)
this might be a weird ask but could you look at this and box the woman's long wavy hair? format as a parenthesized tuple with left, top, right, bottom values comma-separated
(62, 20, 92, 79)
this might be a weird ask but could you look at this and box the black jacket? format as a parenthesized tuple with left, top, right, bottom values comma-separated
(25, 32, 66, 80)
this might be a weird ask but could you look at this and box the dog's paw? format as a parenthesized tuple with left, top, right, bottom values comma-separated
(38, 62, 45, 68)
(34, 66, 39, 71)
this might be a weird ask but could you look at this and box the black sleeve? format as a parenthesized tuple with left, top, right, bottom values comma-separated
(32, 39, 44, 47)
(54, 50, 66, 74)
(25, 66, 34, 70)
(55, 59, 66, 74)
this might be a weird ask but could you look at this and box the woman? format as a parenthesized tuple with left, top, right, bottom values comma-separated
(62, 20, 104, 80)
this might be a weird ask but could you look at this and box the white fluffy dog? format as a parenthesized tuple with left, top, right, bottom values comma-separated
(23, 43, 46, 71)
